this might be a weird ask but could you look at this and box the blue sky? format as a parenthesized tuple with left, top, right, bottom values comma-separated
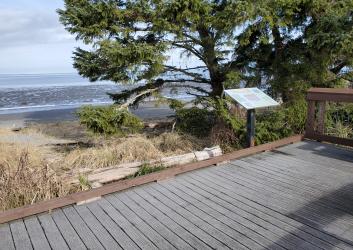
(0, 0, 80, 74)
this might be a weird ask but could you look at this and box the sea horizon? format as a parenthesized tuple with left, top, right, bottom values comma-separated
(0, 72, 200, 115)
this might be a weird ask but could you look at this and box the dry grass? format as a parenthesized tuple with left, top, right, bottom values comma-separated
(63, 132, 207, 169)
(210, 120, 242, 152)
(64, 136, 162, 169)
(0, 127, 13, 135)
(0, 123, 211, 211)
(0, 142, 74, 211)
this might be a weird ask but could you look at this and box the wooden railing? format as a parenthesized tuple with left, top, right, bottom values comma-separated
(305, 88, 353, 147)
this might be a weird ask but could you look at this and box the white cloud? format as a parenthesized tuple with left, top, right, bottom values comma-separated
(0, 8, 75, 47)
(0, 5, 81, 73)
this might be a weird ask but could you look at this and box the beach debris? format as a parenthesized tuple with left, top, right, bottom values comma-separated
(69, 146, 222, 187)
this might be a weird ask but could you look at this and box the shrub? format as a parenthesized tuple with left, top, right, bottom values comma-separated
(327, 121, 353, 138)
(175, 107, 217, 138)
(210, 119, 244, 152)
(326, 103, 353, 129)
(255, 110, 293, 144)
(77, 105, 143, 135)
(283, 98, 307, 134)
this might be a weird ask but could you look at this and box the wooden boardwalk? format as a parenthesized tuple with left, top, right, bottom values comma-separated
(1, 140, 353, 250)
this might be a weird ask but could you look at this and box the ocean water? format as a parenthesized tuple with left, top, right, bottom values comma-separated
(0, 73, 200, 114)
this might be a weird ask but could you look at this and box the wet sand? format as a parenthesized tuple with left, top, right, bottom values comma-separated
(0, 103, 175, 128)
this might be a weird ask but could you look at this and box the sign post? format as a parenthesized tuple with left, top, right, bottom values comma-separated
(246, 109, 255, 147)
(224, 88, 279, 148)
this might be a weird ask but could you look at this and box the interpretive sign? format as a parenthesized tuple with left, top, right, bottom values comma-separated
(224, 88, 279, 110)
(225, 88, 280, 148)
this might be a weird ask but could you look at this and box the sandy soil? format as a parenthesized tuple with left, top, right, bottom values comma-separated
(0, 102, 175, 129)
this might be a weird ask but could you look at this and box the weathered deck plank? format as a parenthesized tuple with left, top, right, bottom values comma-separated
(62, 206, 105, 250)
(50, 209, 87, 250)
(125, 188, 211, 249)
(1, 140, 353, 249)
(23, 216, 51, 250)
(115, 192, 194, 250)
(0, 223, 15, 250)
(176, 173, 343, 250)
(9, 219, 33, 250)
(37, 213, 70, 250)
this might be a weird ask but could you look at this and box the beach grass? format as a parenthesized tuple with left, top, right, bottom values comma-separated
(0, 122, 209, 210)
(63, 132, 207, 169)
(0, 140, 74, 211)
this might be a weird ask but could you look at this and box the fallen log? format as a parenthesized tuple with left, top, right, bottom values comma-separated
(70, 146, 222, 187)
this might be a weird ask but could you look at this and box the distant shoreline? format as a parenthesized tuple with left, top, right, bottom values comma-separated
(0, 102, 175, 128)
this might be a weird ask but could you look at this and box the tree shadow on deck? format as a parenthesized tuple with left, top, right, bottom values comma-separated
(268, 183, 353, 249)
(296, 140, 353, 162)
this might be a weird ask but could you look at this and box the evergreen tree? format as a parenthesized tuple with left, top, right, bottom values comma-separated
(58, 0, 353, 105)
(236, 0, 353, 101)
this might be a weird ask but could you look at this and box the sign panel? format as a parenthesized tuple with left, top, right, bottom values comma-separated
(224, 88, 279, 110)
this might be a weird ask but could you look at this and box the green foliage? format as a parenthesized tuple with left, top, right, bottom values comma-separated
(237, 0, 353, 100)
(77, 105, 143, 136)
(129, 164, 165, 179)
(254, 99, 308, 144)
(326, 103, 353, 138)
(283, 98, 308, 134)
(327, 121, 353, 138)
(78, 175, 92, 191)
(59, 0, 353, 106)
(175, 107, 217, 138)
(255, 111, 293, 144)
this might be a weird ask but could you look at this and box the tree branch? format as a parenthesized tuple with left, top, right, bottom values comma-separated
(164, 65, 210, 83)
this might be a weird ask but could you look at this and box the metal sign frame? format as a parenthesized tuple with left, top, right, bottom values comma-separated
(225, 88, 279, 147)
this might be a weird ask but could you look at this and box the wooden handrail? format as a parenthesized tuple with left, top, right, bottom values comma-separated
(307, 88, 353, 102)
(305, 88, 353, 147)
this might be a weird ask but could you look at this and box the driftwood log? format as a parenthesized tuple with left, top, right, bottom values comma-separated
(70, 146, 222, 187)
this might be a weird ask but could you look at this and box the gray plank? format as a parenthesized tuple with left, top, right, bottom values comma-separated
(240, 157, 341, 192)
(272, 153, 353, 179)
(276, 141, 353, 167)
(62, 206, 105, 250)
(51, 209, 86, 250)
(176, 173, 344, 250)
(115, 192, 193, 250)
(86, 202, 140, 250)
(37, 213, 69, 250)
(193, 168, 353, 247)
(227, 160, 353, 212)
(257, 152, 353, 181)
(151, 183, 267, 250)
(96, 197, 158, 250)
(214, 164, 353, 227)
(9, 219, 33, 250)
(105, 194, 176, 250)
(125, 188, 212, 249)
(134, 188, 221, 249)
(144, 184, 249, 250)
(0, 223, 15, 250)
(23, 216, 51, 250)
(172, 176, 337, 249)
(167, 178, 318, 250)
(74, 204, 122, 250)
(209, 165, 353, 233)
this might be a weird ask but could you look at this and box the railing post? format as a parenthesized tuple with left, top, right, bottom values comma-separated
(305, 100, 316, 136)
(305, 88, 353, 147)
(317, 101, 326, 135)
